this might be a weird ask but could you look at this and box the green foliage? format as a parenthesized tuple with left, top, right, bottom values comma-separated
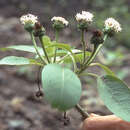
(0, 56, 42, 66)
(41, 36, 54, 55)
(42, 35, 52, 46)
(63, 51, 91, 64)
(50, 42, 72, 52)
(90, 63, 115, 76)
(41, 64, 82, 111)
(0, 45, 43, 55)
(98, 75, 130, 122)
(47, 49, 67, 57)
(0, 8, 128, 119)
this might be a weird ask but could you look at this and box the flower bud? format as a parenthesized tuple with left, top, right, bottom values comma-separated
(35, 90, 44, 98)
(33, 22, 46, 37)
(91, 30, 104, 45)
(24, 23, 34, 32)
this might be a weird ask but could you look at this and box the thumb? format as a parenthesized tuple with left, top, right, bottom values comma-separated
(82, 114, 130, 130)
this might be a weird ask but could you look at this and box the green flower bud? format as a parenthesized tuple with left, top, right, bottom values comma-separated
(77, 21, 88, 30)
(52, 21, 65, 31)
(24, 23, 34, 32)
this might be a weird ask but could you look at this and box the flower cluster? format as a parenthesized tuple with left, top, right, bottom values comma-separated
(20, 13, 122, 36)
(75, 11, 94, 23)
(104, 18, 122, 33)
(51, 16, 69, 26)
(51, 16, 68, 31)
(75, 11, 94, 30)
(20, 14, 38, 25)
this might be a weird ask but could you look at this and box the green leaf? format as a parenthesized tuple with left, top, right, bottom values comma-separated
(63, 52, 91, 63)
(50, 42, 72, 53)
(42, 35, 52, 46)
(90, 63, 115, 76)
(40, 36, 55, 55)
(0, 56, 42, 66)
(49, 43, 77, 68)
(41, 64, 82, 111)
(98, 75, 130, 122)
(48, 49, 90, 58)
(0, 45, 43, 55)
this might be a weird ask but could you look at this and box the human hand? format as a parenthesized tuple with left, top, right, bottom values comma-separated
(81, 114, 130, 130)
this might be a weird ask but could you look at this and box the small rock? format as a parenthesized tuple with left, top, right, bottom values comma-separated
(10, 97, 24, 112)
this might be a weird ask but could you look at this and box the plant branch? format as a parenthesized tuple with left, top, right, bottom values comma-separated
(39, 36, 50, 63)
(75, 104, 89, 119)
(79, 72, 98, 78)
(53, 30, 59, 63)
(30, 32, 47, 65)
(81, 29, 86, 64)
(77, 34, 108, 74)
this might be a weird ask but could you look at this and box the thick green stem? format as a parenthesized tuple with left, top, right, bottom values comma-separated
(53, 30, 59, 63)
(30, 32, 47, 65)
(77, 35, 108, 74)
(39, 36, 50, 64)
(81, 30, 86, 63)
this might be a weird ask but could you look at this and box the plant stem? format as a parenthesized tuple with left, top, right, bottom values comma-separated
(69, 54, 77, 72)
(57, 54, 69, 64)
(85, 44, 102, 66)
(85, 34, 108, 66)
(30, 32, 47, 65)
(53, 30, 59, 63)
(77, 34, 108, 74)
(79, 72, 98, 78)
(81, 29, 86, 63)
(39, 36, 50, 64)
(75, 104, 89, 119)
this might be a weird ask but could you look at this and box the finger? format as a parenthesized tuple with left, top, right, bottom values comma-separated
(82, 115, 130, 130)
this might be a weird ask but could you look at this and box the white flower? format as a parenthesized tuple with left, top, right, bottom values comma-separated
(20, 14, 38, 25)
(105, 18, 122, 32)
(75, 11, 94, 22)
(51, 16, 69, 26)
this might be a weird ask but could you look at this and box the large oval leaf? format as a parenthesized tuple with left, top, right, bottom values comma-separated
(98, 75, 130, 122)
(41, 64, 82, 111)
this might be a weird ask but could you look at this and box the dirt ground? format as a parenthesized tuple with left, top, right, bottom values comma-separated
(0, 1, 130, 130)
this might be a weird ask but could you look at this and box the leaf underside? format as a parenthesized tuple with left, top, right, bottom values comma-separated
(98, 75, 130, 122)
(0, 56, 42, 66)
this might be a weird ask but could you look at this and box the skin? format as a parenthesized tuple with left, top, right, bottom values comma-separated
(81, 114, 130, 130)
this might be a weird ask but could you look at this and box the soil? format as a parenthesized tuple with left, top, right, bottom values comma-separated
(0, 1, 130, 130)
